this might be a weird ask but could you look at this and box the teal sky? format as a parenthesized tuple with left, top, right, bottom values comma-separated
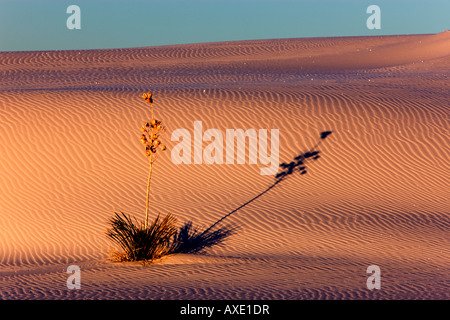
(0, 0, 449, 51)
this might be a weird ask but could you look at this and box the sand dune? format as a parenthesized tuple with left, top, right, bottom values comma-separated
(0, 32, 449, 300)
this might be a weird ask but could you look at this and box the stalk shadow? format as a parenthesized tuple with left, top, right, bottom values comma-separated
(174, 131, 333, 254)
(200, 131, 333, 235)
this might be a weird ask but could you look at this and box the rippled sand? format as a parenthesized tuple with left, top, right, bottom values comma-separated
(0, 32, 449, 299)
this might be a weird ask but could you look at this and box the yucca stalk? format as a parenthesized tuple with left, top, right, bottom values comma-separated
(145, 154, 153, 230)
(140, 93, 167, 229)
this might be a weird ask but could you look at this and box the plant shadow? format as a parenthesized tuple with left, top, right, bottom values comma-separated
(194, 131, 333, 241)
(171, 221, 237, 254)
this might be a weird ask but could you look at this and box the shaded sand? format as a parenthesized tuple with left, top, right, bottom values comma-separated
(0, 32, 449, 299)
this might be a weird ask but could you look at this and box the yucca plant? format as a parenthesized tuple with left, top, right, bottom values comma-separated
(107, 212, 177, 262)
(107, 92, 236, 262)
(107, 92, 172, 263)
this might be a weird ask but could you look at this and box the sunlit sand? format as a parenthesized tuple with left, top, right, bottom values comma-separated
(0, 32, 448, 299)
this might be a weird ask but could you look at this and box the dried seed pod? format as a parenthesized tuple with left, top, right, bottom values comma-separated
(143, 92, 153, 104)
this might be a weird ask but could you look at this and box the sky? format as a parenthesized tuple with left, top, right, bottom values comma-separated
(0, 0, 449, 51)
